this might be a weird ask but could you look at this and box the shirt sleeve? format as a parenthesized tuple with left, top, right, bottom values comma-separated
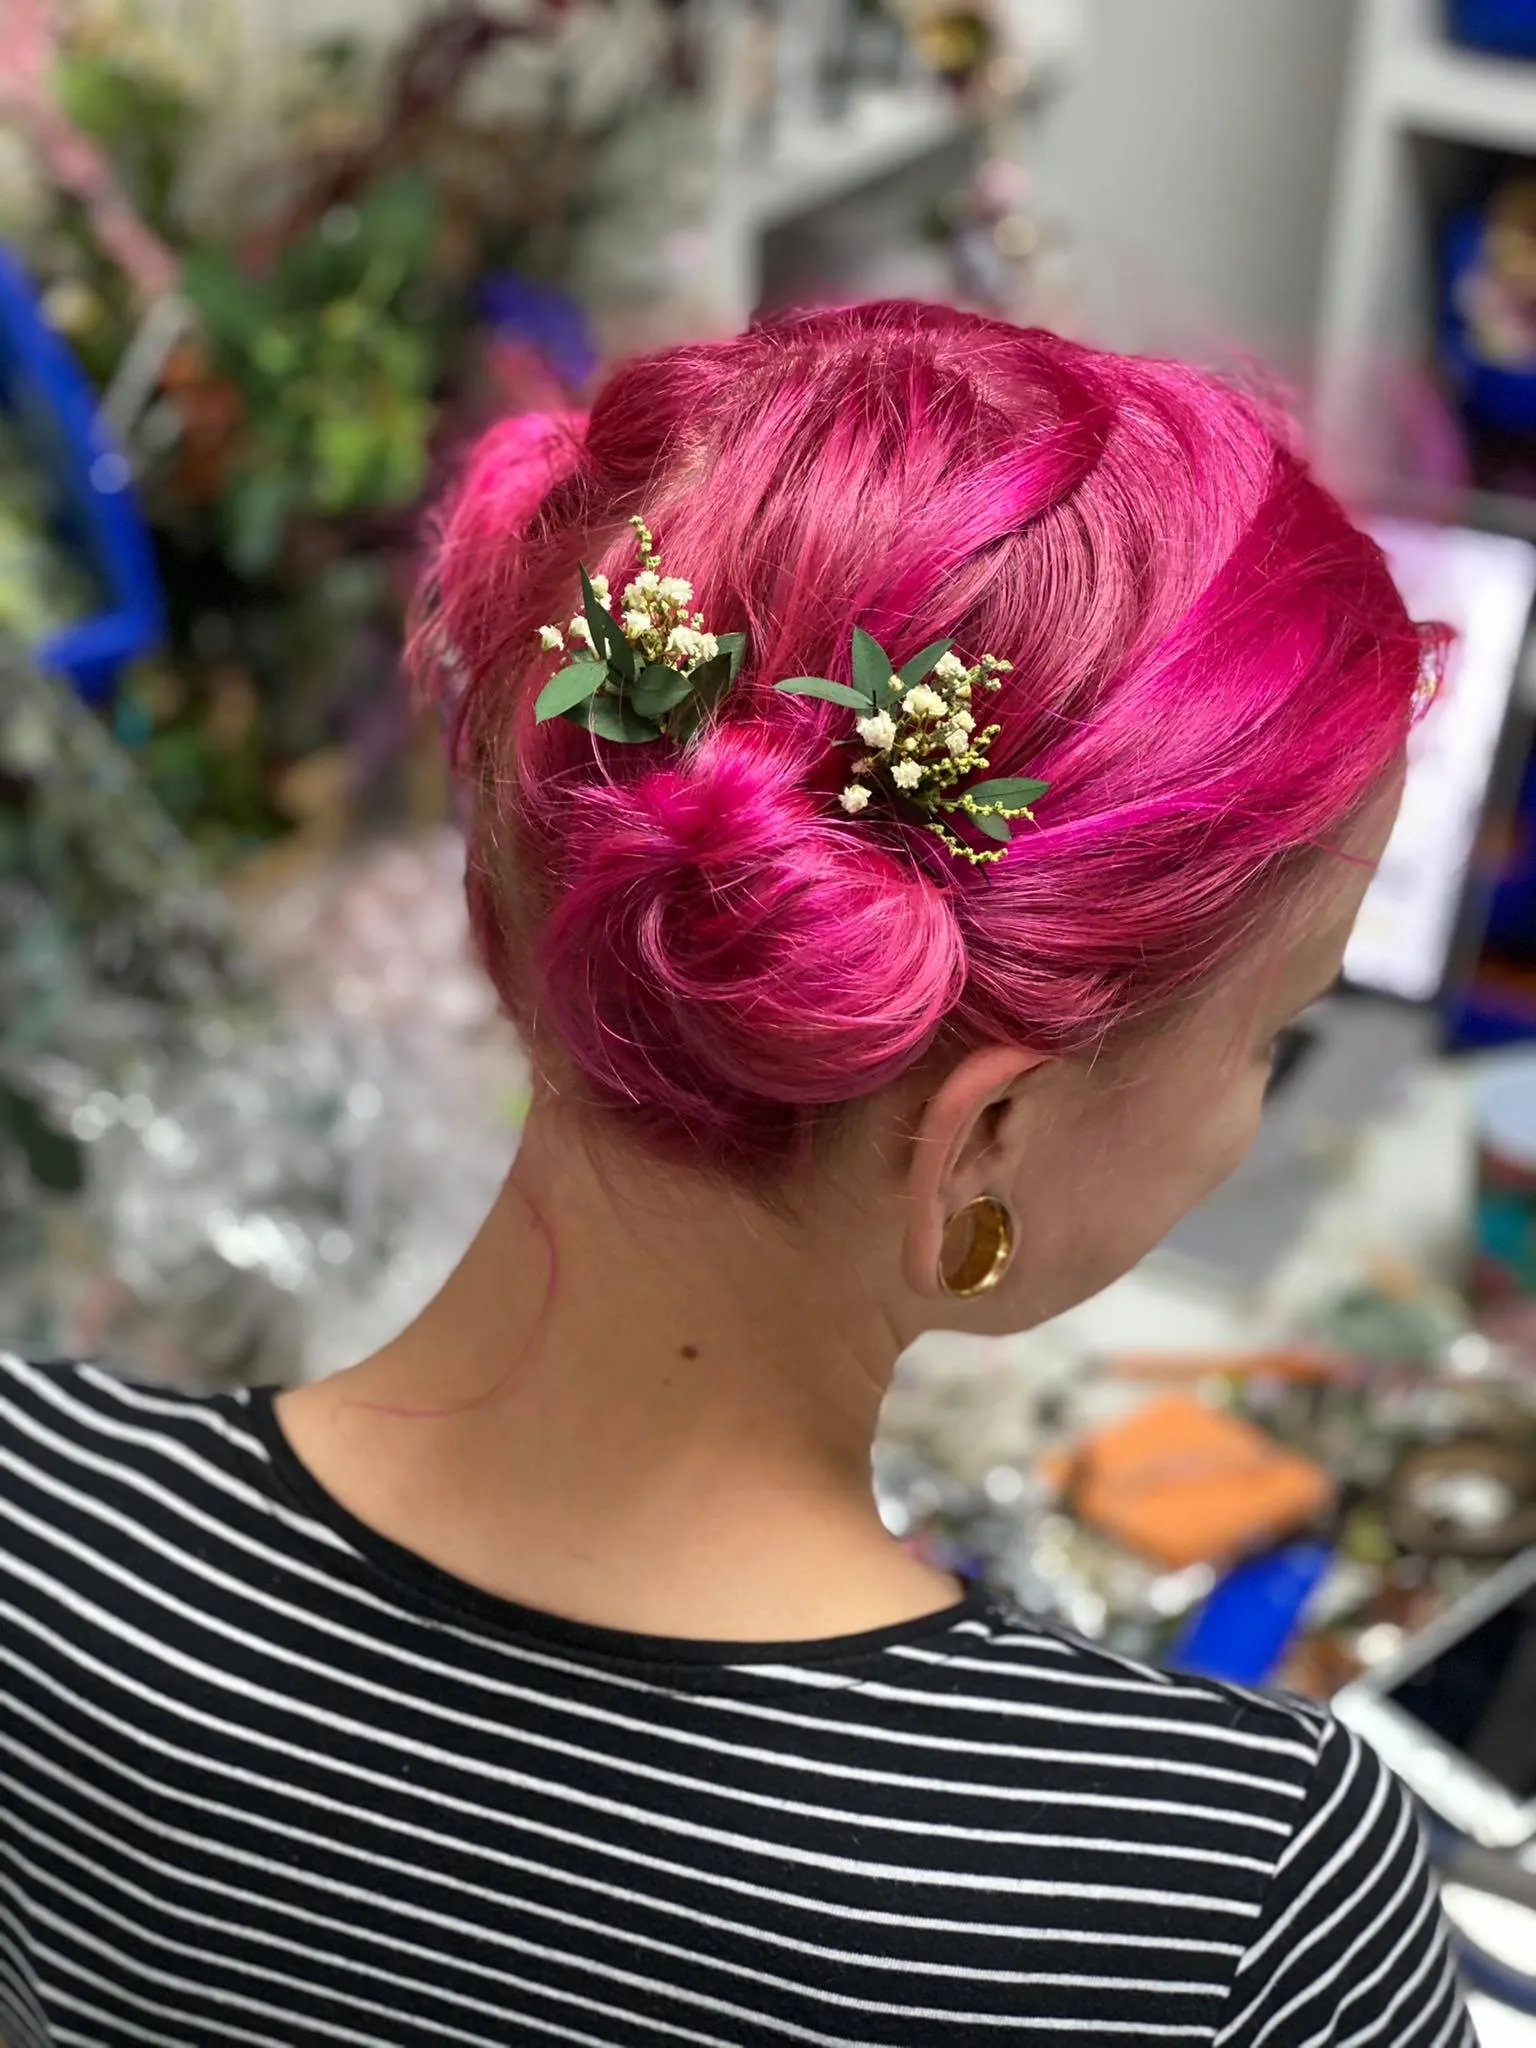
(1214, 1714, 1476, 2048)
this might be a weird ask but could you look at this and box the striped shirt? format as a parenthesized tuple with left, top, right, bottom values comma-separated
(0, 1354, 1472, 2048)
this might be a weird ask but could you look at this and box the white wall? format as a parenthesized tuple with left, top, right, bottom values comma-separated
(1033, 0, 1358, 371)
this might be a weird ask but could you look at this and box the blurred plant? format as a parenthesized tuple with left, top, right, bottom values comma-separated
(2, 0, 656, 859)
(51, 10, 205, 235)
(178, 171, 442, 575)
(0, 415, 99, 642)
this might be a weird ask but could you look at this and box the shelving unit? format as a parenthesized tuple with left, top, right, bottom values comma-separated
(701, 1, 1074, 332)
(1392, 29, 1536, 150)
(1316, 0, 1536, 522)
(739, 86, 973, 232)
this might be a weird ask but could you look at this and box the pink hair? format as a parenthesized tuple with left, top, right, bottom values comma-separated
(415, 303, 1432, 1175)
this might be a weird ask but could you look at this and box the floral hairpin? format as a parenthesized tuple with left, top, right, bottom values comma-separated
(532, 522, 1047, 864)
(534, 516, 745, 744)
(775, 629, 1049, 865)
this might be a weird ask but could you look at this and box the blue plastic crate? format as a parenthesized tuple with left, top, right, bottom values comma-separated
(1171, 1541, 1333, 1687)
(0, 246, 162, 702)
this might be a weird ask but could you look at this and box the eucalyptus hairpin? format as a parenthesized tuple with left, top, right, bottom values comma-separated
(532, 523, 1048, 864)
(775, 628, 1049, 865)
(533, 516, 745, 744)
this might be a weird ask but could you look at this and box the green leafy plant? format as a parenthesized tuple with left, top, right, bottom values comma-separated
(181, 168, 442, 576)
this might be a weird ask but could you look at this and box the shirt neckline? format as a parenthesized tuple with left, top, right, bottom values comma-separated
(245, 1384, 992, 1671)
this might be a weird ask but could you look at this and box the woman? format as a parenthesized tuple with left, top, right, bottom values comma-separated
(0, 304, 1470, 2047)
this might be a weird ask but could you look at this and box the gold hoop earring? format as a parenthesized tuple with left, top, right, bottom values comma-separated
(938, 1196, 1016, 1298)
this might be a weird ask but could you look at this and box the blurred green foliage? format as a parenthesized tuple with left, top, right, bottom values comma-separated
(182, 171, 442, 575)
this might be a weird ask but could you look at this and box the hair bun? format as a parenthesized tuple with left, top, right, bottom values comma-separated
(414, 410, 587, 717)
(539, 731, 964, 1166)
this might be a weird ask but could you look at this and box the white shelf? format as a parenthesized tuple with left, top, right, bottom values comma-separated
(1316, 0, 1536, 503)
(1385, 34, 1536, 151)
(738, 89, 971, 231)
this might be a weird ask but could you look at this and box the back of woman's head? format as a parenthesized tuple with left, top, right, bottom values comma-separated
(417, 303, 1427, 1178)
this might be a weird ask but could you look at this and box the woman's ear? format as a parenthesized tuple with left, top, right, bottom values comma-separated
(901, 1045, 1049, 1298)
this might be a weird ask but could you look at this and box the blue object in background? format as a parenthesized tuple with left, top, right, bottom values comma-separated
(0, 246, 163, 702)
(1440, 208, 1536, 438)
(1446, 685, 1536, 1050)
(1448, 0, 1536, 57)
(1171, 1542, 1333, 1687)
(477, 272, 599, 393)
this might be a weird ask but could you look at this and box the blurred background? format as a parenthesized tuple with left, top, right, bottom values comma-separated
(18, 0, 1536, 2023)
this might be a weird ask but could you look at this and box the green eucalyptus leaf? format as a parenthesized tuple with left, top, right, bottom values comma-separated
(534, 660, 608, 723)
(851, 626, 893, 709)
(563, 693, 658, 744)
(966, 777, 1051, 809)
(897, 638, 955, 690)
(685, 651, 733, 708)
(666, 698, 704, 744)
(715, 631, 747, 680)
(630, 664, 694, 719)
(970, 809, 1014, 842)
(666, 651, 734, 743)
(774, 677, 872, 712)
(579, 565, 630, 678)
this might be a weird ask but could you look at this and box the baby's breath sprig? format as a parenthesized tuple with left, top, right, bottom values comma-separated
(533, 515, 745, 744)
(774, 628, 1048, 864)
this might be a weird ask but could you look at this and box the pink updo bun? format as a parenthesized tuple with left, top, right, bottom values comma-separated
(415, 303, 1430, 1177)
(540, 730, 963, 1166)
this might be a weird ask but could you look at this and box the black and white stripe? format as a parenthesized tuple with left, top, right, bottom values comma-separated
(0, 1355, 1473, 2047)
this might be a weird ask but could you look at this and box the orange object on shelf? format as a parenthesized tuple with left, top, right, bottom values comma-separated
(1108, 1347, 1347, 1384)
(1042, 1394, 1333, 1571)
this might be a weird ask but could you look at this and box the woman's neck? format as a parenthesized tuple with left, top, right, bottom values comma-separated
(276, 1100, 961, 1642)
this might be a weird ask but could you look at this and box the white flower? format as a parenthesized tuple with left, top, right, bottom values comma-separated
(569, 614, 594, 646)
(839, 785, 871, 814)
(890, 759, 923, 790)
(934, 651, 966, 682)
(945, 726, 971, 758)
(950, 708, 975, 733)
(855, 710, 897, 752)
(667, 625, 719, 664)
(589, 574, 611, 605)
(622, 609, 653, 639)
(624, 571, 661, 606)
(658, 576, 693, 606)
(538, 625, 564, 651)
(902, 684, 947, 720)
